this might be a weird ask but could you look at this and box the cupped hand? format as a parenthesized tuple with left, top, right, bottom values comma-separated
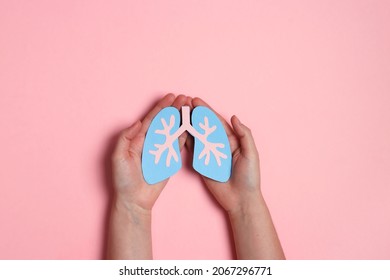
(187, 97, 262, 214)
(111, 93, 190, 212)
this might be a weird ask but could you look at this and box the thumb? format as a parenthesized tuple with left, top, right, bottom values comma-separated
(231, 115, 258, 158)
(113, 120, 142, 159)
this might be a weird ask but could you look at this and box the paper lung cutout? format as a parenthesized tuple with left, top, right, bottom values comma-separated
(142, 107, 182, 184)
(191, 106, 232, 182)
(142, 106, 232, 184)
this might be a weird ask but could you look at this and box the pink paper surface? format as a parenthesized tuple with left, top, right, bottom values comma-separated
(1, 0, 389, 259)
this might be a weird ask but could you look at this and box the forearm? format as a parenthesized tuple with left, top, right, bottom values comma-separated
(106, 195, 153, 259)
(228, 194, 285, 260)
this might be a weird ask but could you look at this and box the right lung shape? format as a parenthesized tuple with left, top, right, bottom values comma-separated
(191, 106, 232, 182)
(142, 107, 181, 184)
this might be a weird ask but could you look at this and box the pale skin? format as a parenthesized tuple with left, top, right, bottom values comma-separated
(106, 93, 285, 260)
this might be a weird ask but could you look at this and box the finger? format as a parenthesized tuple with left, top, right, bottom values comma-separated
(112, 120, 142, 159)
(140, 93, 176, 135)
(171, 94, 187, 110)
(178, 131, 188, 151)
(231, 115, 258, 158)
(185, 131, 194, 152)
(184, 95, 194, 112)
(185, 96, 193, 108)
(192, 97, 234, 136)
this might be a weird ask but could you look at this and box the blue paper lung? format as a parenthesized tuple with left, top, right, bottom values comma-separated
(191, 106, 232, 182)
(142, 107, 181, 184)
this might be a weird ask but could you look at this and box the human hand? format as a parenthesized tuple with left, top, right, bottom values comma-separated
(111, 93, 189, 213)
(187, 97, 262, 215)
(108, 94, 284, 260)
(108, 93, 191, 260)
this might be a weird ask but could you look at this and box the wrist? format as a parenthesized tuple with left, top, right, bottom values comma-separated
(107, 194, 153, 260)
(112, 194, 152, 224)
(227, 193, 266, 220)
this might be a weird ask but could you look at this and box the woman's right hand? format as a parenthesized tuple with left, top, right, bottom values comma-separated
(187, 97, 263, 215)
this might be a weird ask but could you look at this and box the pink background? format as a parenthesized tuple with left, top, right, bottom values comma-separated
(1, 0, 389, 259)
